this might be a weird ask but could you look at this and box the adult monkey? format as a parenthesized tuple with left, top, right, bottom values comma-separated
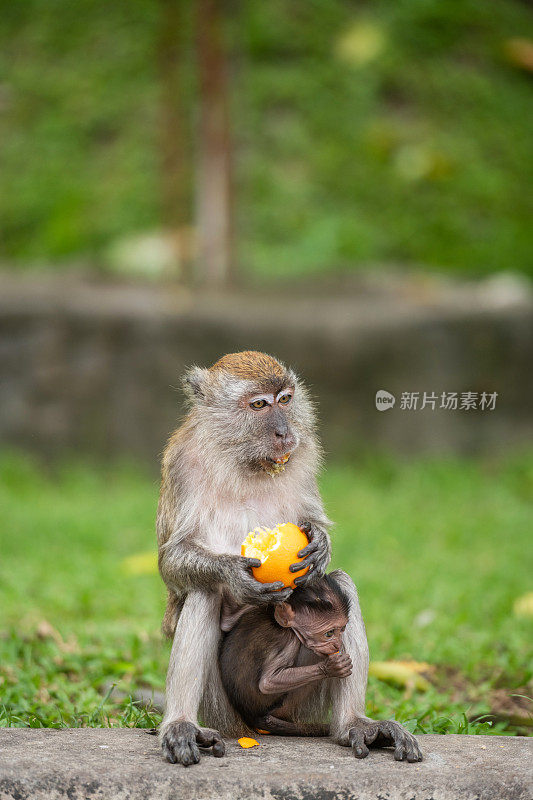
(157, 351, 421, 766)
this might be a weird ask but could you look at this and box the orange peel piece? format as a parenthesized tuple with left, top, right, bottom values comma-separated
(238, 737, 260, 748)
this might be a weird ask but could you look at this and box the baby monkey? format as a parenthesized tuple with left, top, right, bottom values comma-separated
(219, 572, 352, 736)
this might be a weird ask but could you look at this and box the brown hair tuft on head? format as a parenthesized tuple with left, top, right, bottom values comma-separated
(210, 351, 285, 382)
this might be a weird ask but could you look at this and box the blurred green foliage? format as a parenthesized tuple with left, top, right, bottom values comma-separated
(1, 450, 531, 732)
(1, 0, 532, 275)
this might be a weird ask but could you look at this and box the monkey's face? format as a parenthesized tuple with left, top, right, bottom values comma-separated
(183, 356, 316, 475)
(290, 610, 348, 656)
(239, 382, 300, 470)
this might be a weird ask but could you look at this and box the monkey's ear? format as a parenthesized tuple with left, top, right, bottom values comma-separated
(274, 602, 296, 628)
(182, 366, 210, 401)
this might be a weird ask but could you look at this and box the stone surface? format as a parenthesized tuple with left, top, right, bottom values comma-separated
(0, 729, 531, 800)
(1, 272, 532, 461)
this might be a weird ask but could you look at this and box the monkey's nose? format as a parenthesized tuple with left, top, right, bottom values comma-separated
(275, 431, 295, 449)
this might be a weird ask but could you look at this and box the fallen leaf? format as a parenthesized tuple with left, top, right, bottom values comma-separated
(369, 660, 433, 691)
(513, 592, 533, 618)
(36, 620, 62, 643)
(503, 38, 533, 72)
(335, 21, 386, 66)
(121, 552, 158, 576)
(35, 686, 51, 704)
(35, 621, 79, 653)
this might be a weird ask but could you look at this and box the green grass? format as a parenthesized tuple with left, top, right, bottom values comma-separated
(1, 0, 532, 277)
(0, 450, 531, 733)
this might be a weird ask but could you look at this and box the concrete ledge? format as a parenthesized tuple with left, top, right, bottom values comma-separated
(0, 729, 531, 800)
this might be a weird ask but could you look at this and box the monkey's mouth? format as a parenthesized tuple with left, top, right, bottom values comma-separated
(261, 453, 291, 475)
(269, 453, 291, 466)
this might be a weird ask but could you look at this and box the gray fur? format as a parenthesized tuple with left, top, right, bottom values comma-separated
(327, 569, 370, 739)
(156, 351, 421, 764)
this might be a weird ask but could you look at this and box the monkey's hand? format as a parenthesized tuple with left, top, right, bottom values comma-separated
(226, 555, 293, 605)
(319, 652, 353, 679)
(339, 718, 423, 762)
(290, 523, 331, 587)
(160, 720, 225, 766)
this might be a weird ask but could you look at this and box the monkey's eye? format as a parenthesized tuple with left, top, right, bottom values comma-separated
(250, 399, 268, 410)
(278, 394, 292, 405)
(324, 630, 335, 638)
(341, 626, 346, 633)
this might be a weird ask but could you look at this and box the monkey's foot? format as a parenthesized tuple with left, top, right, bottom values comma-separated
(160, 720, 225, 766)
(341, 719, 422, 762)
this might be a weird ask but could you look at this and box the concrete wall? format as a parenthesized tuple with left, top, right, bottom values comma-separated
(1, 273, 532, 465)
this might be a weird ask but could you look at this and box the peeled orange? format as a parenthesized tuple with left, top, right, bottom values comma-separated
(241, 522, 309, 589)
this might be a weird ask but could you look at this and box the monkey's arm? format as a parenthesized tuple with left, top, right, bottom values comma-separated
(291, 483, 332, 586)
(259, 664, 325, 694)
(258, 638, 319, 694)
(259, 644, 352, 695)
(159, 537, 292, 605)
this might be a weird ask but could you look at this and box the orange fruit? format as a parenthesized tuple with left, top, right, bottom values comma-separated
(241, 522, 309, 589)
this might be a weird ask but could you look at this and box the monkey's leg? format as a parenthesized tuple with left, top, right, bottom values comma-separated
(255, 714, 329, 737)
(328, 570, 422, 763)
(254, 682, 330, 737)
(160, 590, 226, 766)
